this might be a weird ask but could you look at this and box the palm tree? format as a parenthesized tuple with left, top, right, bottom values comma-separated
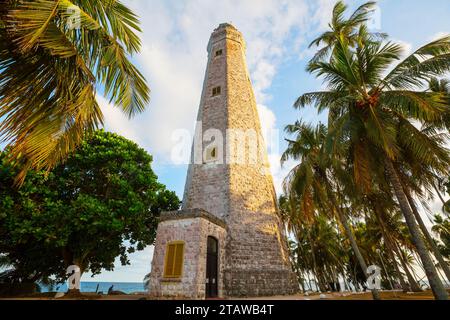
(366, 192, 424, 291)
(281, 195, 350, 293)
(0, 0, 149, 183)
(295, 12, 450, 298)
(401, 181, 450, 282)
(429, 77, 450, 95)
(308, 1, 386, 63)
(428, 77, 450, 207)
(282, 122, 381, 299)
(432, 214, 450, 260)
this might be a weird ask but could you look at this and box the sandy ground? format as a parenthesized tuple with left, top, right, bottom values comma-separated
(0, 290, 444, 300)
(237, 290, 440, 300)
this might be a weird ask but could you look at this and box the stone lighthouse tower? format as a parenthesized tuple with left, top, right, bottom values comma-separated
(149, 23, 298, 299)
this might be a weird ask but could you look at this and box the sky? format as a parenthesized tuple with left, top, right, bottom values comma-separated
(69, 0, 450, 282)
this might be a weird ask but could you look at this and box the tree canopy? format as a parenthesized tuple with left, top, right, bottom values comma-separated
(283, 0, 450, 300)
(0, 130, 179, 287)
(0, 0, 150, 184)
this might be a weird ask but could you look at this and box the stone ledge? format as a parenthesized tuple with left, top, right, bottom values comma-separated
(160, 209, 227, 229)
(161, 278, 183, 283)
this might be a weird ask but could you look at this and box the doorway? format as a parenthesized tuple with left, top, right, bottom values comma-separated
(205, 236, 218, 298)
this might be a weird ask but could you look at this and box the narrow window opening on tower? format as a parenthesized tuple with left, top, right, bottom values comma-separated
(205, 146, 218, 162)
(212, 86, 221, 96)
(215, 49, 223, 56)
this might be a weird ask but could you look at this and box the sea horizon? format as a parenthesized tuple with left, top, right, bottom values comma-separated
(40, 281, 147, 294)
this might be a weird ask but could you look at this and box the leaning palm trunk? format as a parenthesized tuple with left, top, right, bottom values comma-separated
(395, 246, 422, 292)
(323, 178, 381, 299)
(403, 189, 450, 282)
(432, 182, 448, 206)
(333, 204, 381, 300)
(391, 240, 422, 292)
(385, 158, 448, 300)
(307, 231, 321, 289)
(389, 250, 410, 292)
(372, 204, 410, 292)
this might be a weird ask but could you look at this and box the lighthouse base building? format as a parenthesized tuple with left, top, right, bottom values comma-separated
(148, 23, 298, 299)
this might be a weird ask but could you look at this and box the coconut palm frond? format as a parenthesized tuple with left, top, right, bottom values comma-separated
(0, 0, 149, 184)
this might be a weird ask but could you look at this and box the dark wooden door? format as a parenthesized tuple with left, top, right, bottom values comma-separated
(206, 236, 218, 298)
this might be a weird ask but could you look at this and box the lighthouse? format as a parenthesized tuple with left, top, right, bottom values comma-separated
(149, 23, 298, 299)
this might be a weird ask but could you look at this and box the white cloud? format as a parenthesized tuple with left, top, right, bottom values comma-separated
(310, 0, 335, 31)
(92, 0, 336, 283)
(97, 0, 332, 166)
(396, 39, 413, 57)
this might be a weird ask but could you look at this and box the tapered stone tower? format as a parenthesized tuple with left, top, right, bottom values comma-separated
(149, 23, 298, 299)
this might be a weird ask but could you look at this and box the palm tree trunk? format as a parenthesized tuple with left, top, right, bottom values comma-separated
(433, 182, 447, 206)
(403, 189, 450, 282)
(386, 243, 410, 292)
(340, 266, 350, 291)
(372, 205, 409, 292)
(385, 158, 448, 300)
(390, 251, 410, 292)
(305, 269, 312, 291)
(325, 178, 381, 299)
(351, 265, 360, 292)
(295, 249, 306, 293)
(307, 231, 323, 291)
(394, 243, 423, 292)
(395, 246, 422, 292)
(334, 205, 381, 299)
(298, 271, 306, 293)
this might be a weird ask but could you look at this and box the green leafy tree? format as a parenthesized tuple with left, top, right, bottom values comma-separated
(0, 130, 179, 293)
(0, 0, 150, 184)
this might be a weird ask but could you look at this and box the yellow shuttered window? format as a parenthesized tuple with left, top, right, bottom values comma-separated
(163, 241, 185, 278)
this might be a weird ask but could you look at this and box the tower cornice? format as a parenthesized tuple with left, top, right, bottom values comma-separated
(207, 23, 246, 53)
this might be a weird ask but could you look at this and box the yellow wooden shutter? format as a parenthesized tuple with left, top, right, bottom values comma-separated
(163, 242, 184, 278)
(173, 243, 184, 277)
(164, 244, 176, 277)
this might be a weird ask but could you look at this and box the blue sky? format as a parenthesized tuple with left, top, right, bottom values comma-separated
(35, 0, 450, 282)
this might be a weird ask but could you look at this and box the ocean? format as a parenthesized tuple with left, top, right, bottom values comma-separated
(39, 282, 146, 294)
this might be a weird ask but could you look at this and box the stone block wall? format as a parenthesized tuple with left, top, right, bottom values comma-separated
(166, 23, 299, 298)
(222, 24, 299, 295)
(148, 210, 227, 299)
(182, 24, 229, 220)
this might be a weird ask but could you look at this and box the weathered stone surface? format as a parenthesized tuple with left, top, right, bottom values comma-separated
(150, 23, 298, 299)
(149, 210, 227, 299)
(161, 209, 226, 228)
